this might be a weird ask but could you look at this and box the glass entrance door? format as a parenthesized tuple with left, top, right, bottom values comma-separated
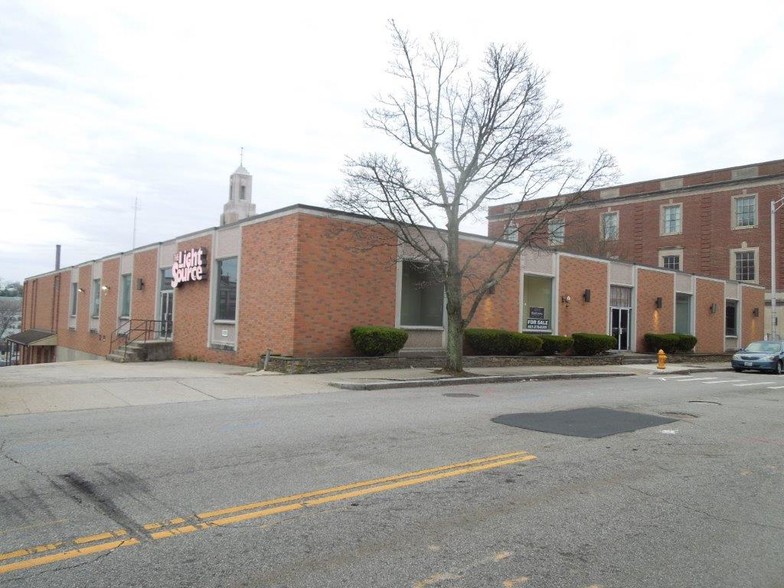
(611, 307, 631, 351)
(159, 291, 173, 339)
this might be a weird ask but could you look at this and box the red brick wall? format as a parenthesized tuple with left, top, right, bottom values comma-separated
(171, 235, 213, 361)
(97, 258, 120, 353)
(694, 279, 725, 353)
(490, 177, 784, 291)
(291, 214, 398, 357)
(132, 249, 158, 322)
(557, 256, 608, 335)
(635, 269, 675, 351)
(460, 241, 520, 331)
(236, 215, 299, 362)
(741, 285, 765, 345)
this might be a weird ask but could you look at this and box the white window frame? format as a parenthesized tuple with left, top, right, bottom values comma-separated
(660, 203, 683, 236)
(658, 248, 683, 271)
(601, 211, 619, 241)
(502, 221, 518, 241)
(548, 219, 565, 246)
(732, 194, 757, 229)
(730, 246, 759, 283)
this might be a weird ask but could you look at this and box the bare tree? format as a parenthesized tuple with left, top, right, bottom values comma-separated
(330, 21, 617, 373)
(0, 297, 22, 339)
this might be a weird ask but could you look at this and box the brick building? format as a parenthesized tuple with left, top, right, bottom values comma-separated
(14, 166, 765, 366)
(488, 158, 784, 339)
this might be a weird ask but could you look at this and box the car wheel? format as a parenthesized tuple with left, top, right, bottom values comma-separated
(777, 361, 783, 375)
(733, 367, 743, 373)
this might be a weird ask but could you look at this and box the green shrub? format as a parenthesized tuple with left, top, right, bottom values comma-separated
(644, 333, 697, 353)
(464, 328, 543, 355)
(676, 334, 698, 352)
(350, 326, 409, 356)
(571, 332, 617, 356)
(539, 335, 573, 355)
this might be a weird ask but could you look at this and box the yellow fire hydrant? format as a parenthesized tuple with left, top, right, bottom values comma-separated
(657, 349, 667, 370)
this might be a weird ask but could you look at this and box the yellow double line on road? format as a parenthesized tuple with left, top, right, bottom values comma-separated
(0, 450, 535, 575)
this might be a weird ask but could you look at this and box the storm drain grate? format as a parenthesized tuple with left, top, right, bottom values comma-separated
(492, 407, 677, 438)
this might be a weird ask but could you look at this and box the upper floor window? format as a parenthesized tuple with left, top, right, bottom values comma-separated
(548, 219, 565, 246)
(502, 221, 518, 241)
(601, 212, 619, 241)
(733, 195, 757, 228)
(215, 257, 238, 321)
(733, 249, 756, 281)
(661, 204, 682, 235)
(662, 255, 680, 271)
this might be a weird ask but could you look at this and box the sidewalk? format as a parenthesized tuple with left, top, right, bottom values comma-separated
(0, 359, 729, 416)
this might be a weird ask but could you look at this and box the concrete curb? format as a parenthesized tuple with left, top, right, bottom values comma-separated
(328, 371, 632, 391)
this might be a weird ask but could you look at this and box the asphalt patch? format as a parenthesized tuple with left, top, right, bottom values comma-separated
(492, 407, 677, 438)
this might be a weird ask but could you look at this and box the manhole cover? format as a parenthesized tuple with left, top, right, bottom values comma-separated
(492, 407, 677, 438)
(443, 393, 479, 398)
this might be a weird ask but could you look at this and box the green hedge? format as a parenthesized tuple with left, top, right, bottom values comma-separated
(644, 333, 697, 353)
(571, 332, 617, 356)
(464, 328, 543, 356)
(350, 326, 409, 356)
(539, 334, 573, 355)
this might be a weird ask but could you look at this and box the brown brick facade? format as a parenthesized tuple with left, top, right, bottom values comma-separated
(20, 205, 765, 366)
(557, 256, 608, 335)
(635, 269, 675, 351)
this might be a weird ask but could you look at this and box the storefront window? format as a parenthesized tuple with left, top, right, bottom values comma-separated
(523, 275, 553, 332)
(216, 257, 238, 321)
(400, 261, 444, 327)
(91, 279, 101, 317)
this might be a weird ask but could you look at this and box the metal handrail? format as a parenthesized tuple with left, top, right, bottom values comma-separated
(108, 318, 172, 358)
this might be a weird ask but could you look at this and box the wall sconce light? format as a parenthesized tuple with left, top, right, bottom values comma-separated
(752, 307, 760, 317)
(77, 287, 85, 293)
(101, 285, 110, 292)
(655, 297, 663, 309)
(136, 278, 145, 291)
(709, 303, 718, 314)
(583, 289, 591, 303)
(561, 295, 571, 304)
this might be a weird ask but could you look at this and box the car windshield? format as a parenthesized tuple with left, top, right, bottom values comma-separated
(745, 341, 782, 353)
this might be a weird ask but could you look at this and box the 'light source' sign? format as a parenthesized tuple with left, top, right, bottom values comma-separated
(172, 247, 207, 288)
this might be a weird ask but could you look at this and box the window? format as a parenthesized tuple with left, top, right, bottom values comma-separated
(502, 221, 518, 241)
(120, 274, 132, 317)
(601, 212, 618, 241)
(91, 278, 101, 317)
(523, 275, 553, 332)
(548, 219, 565, 246)
(734, 250, 756, 281)
(400, 261, 444, 327)
(733, 195, 757, 227)
(661, 204, 682, 235)
(239, 185, 246, 201)
(69, 282, 78, 317)
(725, 300, 738, 337)
(215, 257, 238, 321)
(662, 255, 680, 270)
(610, 286, 632, 308)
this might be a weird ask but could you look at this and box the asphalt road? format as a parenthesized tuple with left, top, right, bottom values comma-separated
(1, 371, 783, 587)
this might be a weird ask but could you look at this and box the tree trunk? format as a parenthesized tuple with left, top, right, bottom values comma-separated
(444, 223, 464, 374)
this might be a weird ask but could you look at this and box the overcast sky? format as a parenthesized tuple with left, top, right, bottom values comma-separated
(2, 0, 783, 283)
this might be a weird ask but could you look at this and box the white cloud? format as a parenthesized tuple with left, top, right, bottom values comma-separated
(1, 0, 783, 281)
